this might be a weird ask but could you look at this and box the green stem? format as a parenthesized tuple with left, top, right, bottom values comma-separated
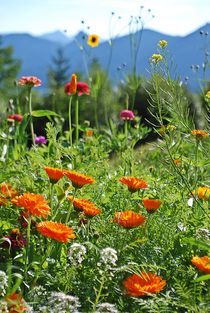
(75, 96, 79, 145)
(92, 276, 105, 312)
(68, 95, 73, 146)
(24, 216, 31, 281)
(65, 188, 77, 225)
(28, 88, 35, 145)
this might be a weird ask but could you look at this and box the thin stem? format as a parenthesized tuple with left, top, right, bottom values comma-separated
(92, 276, 105, 312)
(28, 88, 35, 145)
(24, 216, 32, 281)
(75, 96, 79, 145)
(68, 95, 73, 146)
(65, 188, 77, 225)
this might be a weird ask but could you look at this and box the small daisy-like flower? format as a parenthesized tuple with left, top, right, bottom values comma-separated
(87, 34, 100, 47)
(119, 176, 148, 193)
(191, 256, 210, 274)
(191, 129, 209, 139)
(114, 210, 146, 228)
(142, 199, 162, 213)
(120, 110, 135, 120)
(150, 53, 163, 63)
(158, 40, 168, 48)
(37, 221, 75, 243)
(64, 73, 77, 95)
(68, 196, 101, 216)
(7, 114, 23, 123)
(11, 193, 51, 218)
(18, 76, 42, 87)
(123, 272, 166, 297)
(192, 186, 210, 201)
(64, 170, 95, 188)
(44, 166, 64, 183)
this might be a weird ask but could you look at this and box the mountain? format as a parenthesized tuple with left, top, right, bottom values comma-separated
(39, 30, 71, 45)
(1, 24, 210, 91)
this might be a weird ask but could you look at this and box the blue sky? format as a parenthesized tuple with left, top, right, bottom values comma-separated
(0, 0, 209, 38)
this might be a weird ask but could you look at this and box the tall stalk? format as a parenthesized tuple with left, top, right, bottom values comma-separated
(28, 88, 35, 145)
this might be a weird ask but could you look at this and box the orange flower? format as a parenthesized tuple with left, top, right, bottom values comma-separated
(11, 193, 51, 218)
(37, 221, 75, 243)
(44, 166, 64, 183)
(123, 272, 166, 297)
(68, 196, 101, 216)
(192, 186, 210, 201)
(18, 76, 42, 87)
(114, 210, 146, 228)
(191, 129, 209, 139)
(64, 73, 77, 95)
(85, 129, 94, 137)
(64, 170, 95, 188)
(191, 256, 210, 274)
(0, 182, 18, 206)
(119, 177, 148, 192)
(5, 292, 28, 312)
(173, 159, 181, 166)
(143, 199, 162, 213)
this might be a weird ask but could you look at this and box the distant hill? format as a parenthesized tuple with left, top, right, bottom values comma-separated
(1, 24, 210, 92)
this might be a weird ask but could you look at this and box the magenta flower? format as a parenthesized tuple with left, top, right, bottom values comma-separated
(35, 136, 47, 145)
(120, 110, 135, 120)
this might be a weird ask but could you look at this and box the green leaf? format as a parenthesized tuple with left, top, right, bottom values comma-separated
(194, 274, 210, 282)
(31, 110, 59, 117)
(182, 237, 210, 251)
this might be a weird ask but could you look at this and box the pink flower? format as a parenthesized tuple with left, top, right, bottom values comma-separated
(35, 136, 47, 145)
(18, 76, 42, 87)
(120, 110, 135, 120)
(7, 114, 23, 122)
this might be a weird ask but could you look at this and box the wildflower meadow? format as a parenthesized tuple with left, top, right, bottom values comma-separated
(0, 11, 210, 313)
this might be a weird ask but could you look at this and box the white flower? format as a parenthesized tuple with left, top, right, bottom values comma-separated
(0, 271, 8, 296)
(95, 302, 119, 313)
(99, 247, 118, 270)
(48, 292, 81, 313)
(68, 243, 87, 266)
(0, 300, 9, 313)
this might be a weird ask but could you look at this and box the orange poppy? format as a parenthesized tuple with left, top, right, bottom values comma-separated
(113, 210, 146, 228)
(191, 256, 210, 274)
(123, 272, 166, 297)
(5, 292, 28, 312)
(191, 129, 209, 139)
(44, 166, 64, 183)
(36, 221, 75, 243)
(119, 177, 148, 192)
(64, 170, 95, 188)
(143, 199, 162, 213)
(11, 193, 51, 218)
(68, 196, 101, 216)
(192, 186, 210, 201)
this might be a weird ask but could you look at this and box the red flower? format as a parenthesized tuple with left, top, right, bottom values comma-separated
(7, 114, 23, 122)
(77, 82, 90, 96)
(65, 78, 90, 97)
(18, 76, 42, 87)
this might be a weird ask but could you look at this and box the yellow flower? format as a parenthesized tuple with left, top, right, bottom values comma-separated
(192, 186, 210, 201)
(87, 34, 100, 47)
(158, 40, 168, 48)
(150, 54, 163, 63)
(205, 91, 210, 99)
